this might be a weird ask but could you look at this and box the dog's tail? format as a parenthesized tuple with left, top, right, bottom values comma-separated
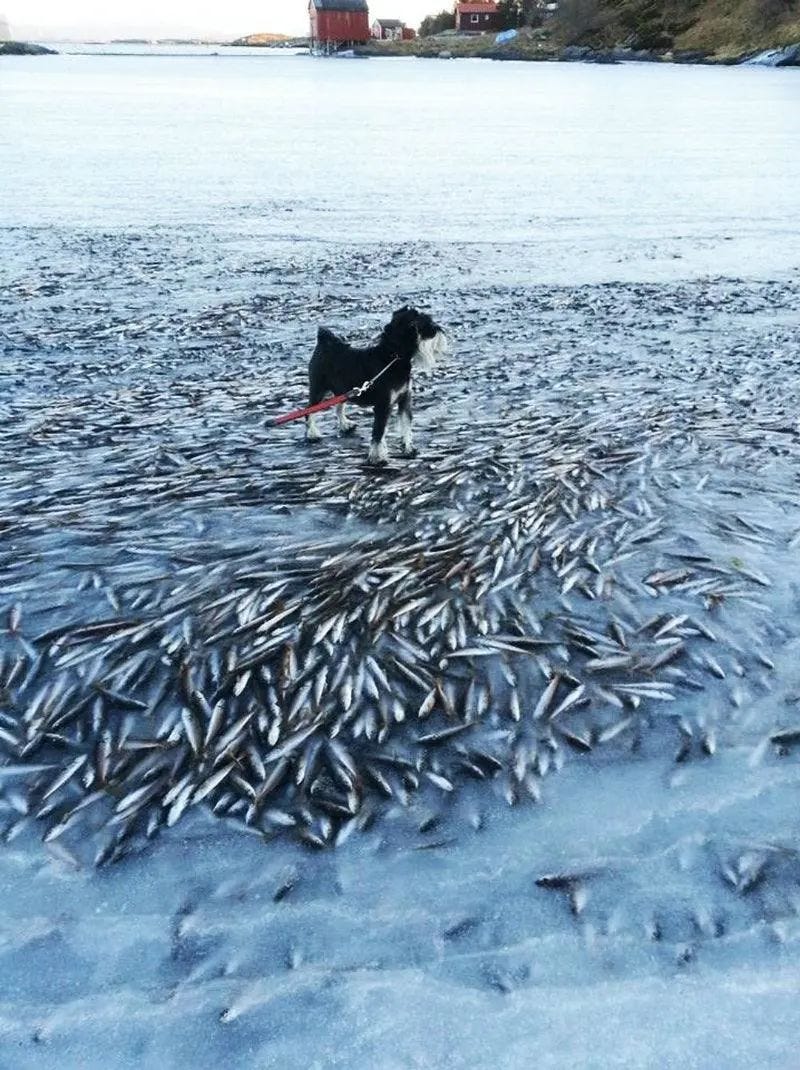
(316, 327, 339, 346)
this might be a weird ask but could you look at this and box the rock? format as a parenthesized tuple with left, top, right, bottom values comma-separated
(608, 46, 661, 62)
(713, 53, 747, 65)
(744, 43, 800, 67)
(485, 47, 536, 61)
(558, 43, 715, 66)
(671, 50, 710, 64)
(559, 46, 619, 64)
(438, 49, 452, 59)
(584, 50, 615, 63)
(0, 41, 57, 55)
(558, 45, 591, 61)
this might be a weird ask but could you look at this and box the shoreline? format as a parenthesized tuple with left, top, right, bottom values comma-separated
(231, 34, 800, 68)
(4, 38, 798, 68)
(349, 37, 800, 67)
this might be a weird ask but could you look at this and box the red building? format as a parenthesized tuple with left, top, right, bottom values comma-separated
(371, 17, 404, 39)
(455, 1, 500, 31)
(309, 0, 371, 49)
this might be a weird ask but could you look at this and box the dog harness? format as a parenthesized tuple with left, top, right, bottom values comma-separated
(273, 357, 400, 427)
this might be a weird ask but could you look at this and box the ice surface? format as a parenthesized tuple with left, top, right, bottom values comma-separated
(2, 53, 800, 1069)
(3, 747, 800, 1068)
(2, 53, 800, 279)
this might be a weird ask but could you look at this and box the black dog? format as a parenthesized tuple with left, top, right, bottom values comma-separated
(305, 306, 446, 465)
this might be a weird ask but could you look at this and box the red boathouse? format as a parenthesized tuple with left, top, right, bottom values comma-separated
(309, 0, 371, 51)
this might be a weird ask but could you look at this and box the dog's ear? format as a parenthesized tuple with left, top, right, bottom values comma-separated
(385, 307, 418, 356)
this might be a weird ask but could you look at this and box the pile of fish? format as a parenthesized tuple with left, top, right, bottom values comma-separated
(0, 406, 792, 863)
(2, 233, 800, 864)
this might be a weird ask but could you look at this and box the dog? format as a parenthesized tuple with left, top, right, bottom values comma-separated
(305, 306, 446, 465)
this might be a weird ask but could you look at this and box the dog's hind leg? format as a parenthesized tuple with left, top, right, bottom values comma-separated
(337, 402, 355, 436)
(306, 412, 322, 442)
(306, 370, 325, 443)
(396, 389, 416, 458)
(367, 398, 391, 466)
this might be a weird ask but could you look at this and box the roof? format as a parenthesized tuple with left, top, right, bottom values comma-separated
(375, 18, 403, 26)
(456, 1, 498, 11)
(311, 0, 369, 10)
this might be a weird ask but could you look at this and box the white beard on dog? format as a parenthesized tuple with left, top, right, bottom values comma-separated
(413, 330, 446, 375)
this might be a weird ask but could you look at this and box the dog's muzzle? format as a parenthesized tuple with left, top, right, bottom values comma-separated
(415, 330, 448, 374)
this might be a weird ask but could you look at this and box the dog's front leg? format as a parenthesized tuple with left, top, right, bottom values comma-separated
(397, 390, 416, 458)
(337, 402, 355, 436)
(368, 398, 391, 466)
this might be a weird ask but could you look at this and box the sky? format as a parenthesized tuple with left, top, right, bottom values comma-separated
(5, 0, 441, 40)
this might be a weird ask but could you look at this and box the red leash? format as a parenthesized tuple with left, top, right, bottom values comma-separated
(273, 391, 349, 426)
(273, 357, 399, 427)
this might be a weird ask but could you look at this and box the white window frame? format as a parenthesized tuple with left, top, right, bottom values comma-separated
(470, 12, 480, 22)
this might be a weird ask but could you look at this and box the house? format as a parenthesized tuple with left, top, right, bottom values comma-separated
(309, 0, 370, 50)
(454, 1, 500, 32)
(371, 17, 404, 39)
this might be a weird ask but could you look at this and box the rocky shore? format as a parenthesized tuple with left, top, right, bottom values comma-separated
(558, 41, 800, 65)
(355, 34, 800, 66)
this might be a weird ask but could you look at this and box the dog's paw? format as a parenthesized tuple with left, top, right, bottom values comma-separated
(338, 421, 356, 436)
(305, 432, 323, 444)
(400, 447, 418, 459)
(368, 443, 389, 466)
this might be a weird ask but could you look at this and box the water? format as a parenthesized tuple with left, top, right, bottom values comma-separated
(2, 51, 799, 278)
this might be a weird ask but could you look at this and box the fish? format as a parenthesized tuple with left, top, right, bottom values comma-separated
(532, 676, 561, 721)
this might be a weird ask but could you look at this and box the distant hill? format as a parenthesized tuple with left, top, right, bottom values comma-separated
(230, 32, 299, 46)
